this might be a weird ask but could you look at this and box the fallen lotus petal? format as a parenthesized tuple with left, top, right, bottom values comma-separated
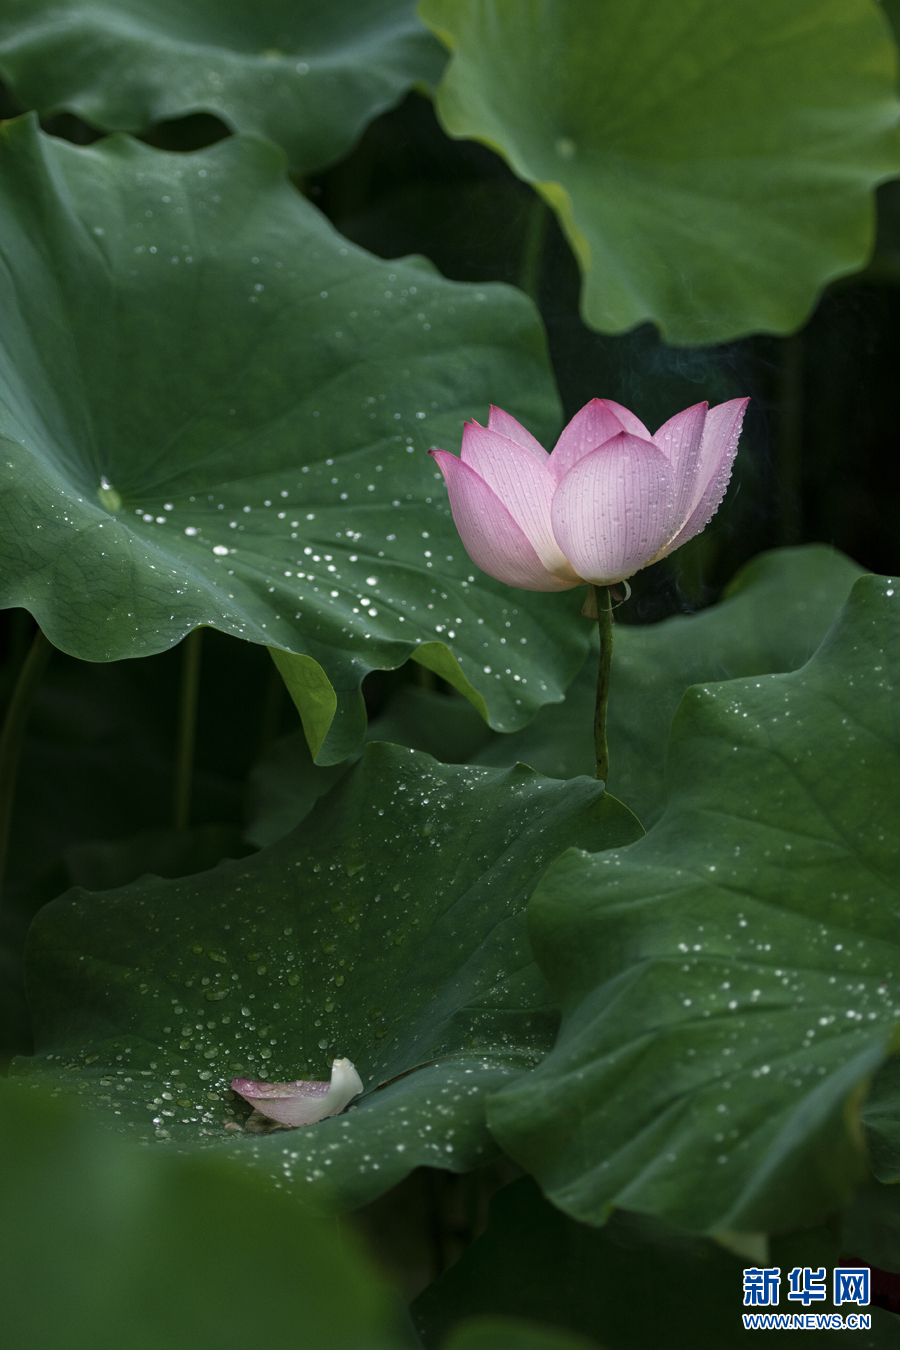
(231, 1057, 363, 1128)
(429, 396, 749, 589)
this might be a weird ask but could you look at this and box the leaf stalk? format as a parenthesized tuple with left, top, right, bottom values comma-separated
(173, 628, 203, 831)
(0, 624, 52, 904)
(592, 585, 613, 785)
(519, 193, 550, 304)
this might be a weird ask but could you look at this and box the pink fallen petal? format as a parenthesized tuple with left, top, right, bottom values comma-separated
(231, 1057, 363, 1129)
(487, 406, 549, 463)
(550, 432, 678, 585)
(460, 421, 573, 578)
(653, 401, 708, 523)
(656, 397, 750, 558)
(429, 448, 576, 590)
(549, 398, 628, 482)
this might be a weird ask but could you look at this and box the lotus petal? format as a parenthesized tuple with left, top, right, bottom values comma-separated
(429, 448, 575, 590)
(551, 432, 677, 585)
(653, 401, 708, 524)
(600, 399, 652, 440)
(549, 398, 628, 482)
(460, 421, 572, 577)
(231, 1057, 363, 1129)
(487, 405, 549, 462)
(657, 397, 749, 558)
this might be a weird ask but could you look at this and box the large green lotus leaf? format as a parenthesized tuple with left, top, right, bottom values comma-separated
(15, 743, 641, 1212)
(488, 575, 900, 1235)
(0, 116, 584, 764)
(0, 1080, 412, 1350)
(420, 0, 900, 345)
(0, 0, 445, 173)
(474, 546, 867, 826)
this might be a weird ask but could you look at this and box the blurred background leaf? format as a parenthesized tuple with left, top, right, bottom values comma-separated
(443, 1318, 600, 1350)
(0, 0, 445, 172)
(421, 0, 900, 345)
(0, 1077, 414, 1350)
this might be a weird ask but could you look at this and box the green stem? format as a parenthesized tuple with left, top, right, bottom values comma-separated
(519, 193, 550, 304)
(173, 628, 203, 831)
(778, 332, 804, 545)
(257, 657, 286, 760)
(0, 625, 52, 903)
(592, 585, 613, 785)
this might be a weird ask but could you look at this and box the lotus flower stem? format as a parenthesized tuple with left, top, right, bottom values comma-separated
(519, 194, 550, 303)
(592, 585, 613, 785)
(778, 332, 804, 545)
(0, 625, 52, 908)
(257, 656, 286, 759)
(173, 628, 203, 831)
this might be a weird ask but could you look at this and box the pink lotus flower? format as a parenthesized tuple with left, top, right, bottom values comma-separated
(429, 397, 749, 589)
(231, 1057, 363, 1128)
